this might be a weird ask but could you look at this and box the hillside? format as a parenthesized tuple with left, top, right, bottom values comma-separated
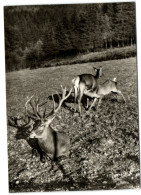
(6, 57, 140, 192)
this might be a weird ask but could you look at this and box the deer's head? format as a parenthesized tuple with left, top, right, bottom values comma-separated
(22, 86, 73, 139)
(93, 66, 103, 77)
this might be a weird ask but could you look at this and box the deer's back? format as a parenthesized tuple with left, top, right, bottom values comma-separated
(79, 74, 97, 90)
(98, 80, 117, 95)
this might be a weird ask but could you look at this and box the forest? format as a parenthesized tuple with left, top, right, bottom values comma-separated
(4, 2, 136, 72)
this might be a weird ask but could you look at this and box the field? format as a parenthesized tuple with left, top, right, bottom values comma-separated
(6, 57, 140, 192)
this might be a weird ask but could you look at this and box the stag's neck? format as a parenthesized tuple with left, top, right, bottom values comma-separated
(39, 125, 54, 140)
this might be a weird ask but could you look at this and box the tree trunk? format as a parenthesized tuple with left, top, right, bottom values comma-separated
(110, 40, 112, 49)
(122, 41, 124, 47)
(131, 37, 133, 46)
(105, 40, 107, 49)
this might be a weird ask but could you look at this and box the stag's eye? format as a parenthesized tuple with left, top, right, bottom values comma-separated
(36, 129, 44, 135)
(38, 124, 45, 131)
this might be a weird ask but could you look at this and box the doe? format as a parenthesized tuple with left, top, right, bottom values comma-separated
(83, 78, 126, 111)
(72, 66, 102, 115)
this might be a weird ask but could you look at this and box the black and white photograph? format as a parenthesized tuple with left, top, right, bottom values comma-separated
(1, 0, 141, 193)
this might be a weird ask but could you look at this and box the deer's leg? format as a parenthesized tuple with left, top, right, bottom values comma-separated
(86, 98, 89, 109)
(74, 86, 78, 112)
(78, 82, 86, 116)
(88, 98, 98, 111)
(97, 95, 104, 108)
(78, 97, 82, 116)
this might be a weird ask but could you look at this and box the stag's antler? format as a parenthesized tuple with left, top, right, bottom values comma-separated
(25, 96, 43, 120)
(46, 85, 72, 117)
(9, 86, 72, 126)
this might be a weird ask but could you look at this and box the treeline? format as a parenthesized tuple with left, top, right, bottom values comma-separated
(4, 2, 136, 72)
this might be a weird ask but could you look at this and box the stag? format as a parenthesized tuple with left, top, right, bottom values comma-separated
(25, 86, 73, 161)
(72, 66, 102, 115)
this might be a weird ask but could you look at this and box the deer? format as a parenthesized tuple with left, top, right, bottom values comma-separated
(26, 86, 73, 161)
(83, 77, 126, 111)
(72, 66, 103, 115)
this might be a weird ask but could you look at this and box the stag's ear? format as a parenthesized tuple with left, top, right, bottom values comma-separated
(45, 116, 55, 126)
(28, 124, 34, 132)
(112, 77, 117, 82)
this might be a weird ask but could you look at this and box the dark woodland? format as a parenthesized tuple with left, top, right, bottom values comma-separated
(4, 2, 136, 72)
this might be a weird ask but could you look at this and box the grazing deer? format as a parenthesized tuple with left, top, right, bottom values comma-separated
(26, 86, 72, 161)
(83, 77, 126, 111)
(72, 66, 102, 115)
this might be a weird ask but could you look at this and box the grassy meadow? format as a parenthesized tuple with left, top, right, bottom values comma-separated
(6, 57, 140, 192)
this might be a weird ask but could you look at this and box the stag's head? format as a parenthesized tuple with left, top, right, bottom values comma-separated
(23, 86, 72, 139)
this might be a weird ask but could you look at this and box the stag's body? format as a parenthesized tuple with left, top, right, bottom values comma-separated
(8, 86, 72, 162)
(84, 78, 126, 110)
(72, 67, 102, 115)
(25, 86, 72, 161)
(30, 124, 70, 160)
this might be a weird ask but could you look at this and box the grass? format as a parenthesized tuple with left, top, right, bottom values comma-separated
(6, 57, 140, 192)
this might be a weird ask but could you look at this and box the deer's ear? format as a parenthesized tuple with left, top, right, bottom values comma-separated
(99, 66, 103, 77)
(45, 116, 55, 126)
(112, 77, 117, 82)
(93, 67, 97, 75)
(28, 124, 33, 132)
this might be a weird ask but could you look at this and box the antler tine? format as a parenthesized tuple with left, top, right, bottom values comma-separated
(38, 99, 48, 107)
(43, 94, 55, 118)
(34, 97, 43, 119)
(37, 97, 48, 119)
(61, 85, 67, 99)
(25, 96, 41, 120)
(56, 91, 61, 102)
(53, 86, 73, 114)
(25, 96, 35, 119)
(62, 86, 73, 100)
(51, 93, 56, 111)
(43, 106, 47, 119)
(45, 86, 72, 118)
(25, 95, 34, 107)
(36, 97, 39, 113)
